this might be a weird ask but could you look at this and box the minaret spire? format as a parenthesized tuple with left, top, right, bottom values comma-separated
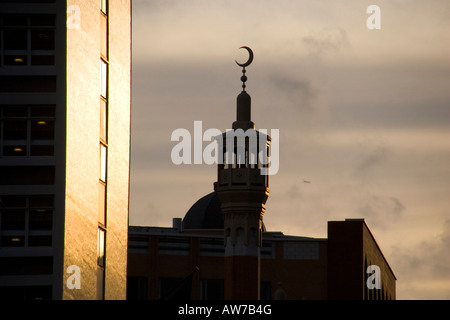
(214, 46, 270, 300)
(240, 67, 247, 91)
(233, 46, 255, 130)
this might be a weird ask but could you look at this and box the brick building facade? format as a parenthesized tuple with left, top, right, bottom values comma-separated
(127, 209, 396, 300)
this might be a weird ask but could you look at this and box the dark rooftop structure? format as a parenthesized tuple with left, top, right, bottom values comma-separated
(183, 192, 223, 230)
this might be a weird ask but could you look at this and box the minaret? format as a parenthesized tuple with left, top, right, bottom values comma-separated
(214, 47, 270, 300)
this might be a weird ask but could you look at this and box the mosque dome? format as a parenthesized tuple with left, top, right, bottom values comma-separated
(183, 192, 224, 229)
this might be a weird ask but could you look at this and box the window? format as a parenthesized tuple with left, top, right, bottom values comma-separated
(100, 143, 107, 182)
(0, 285, 52, 300)
(200, 279, 224, 300)
(100, 13, 108, 59)
(97, 225, 106, 299)
(97, 228, 106, 267)
(100, 99, 107, 142)
(127, 276, 148, 300)
(0, 105, 55, 157)
(101, 0, 108, 15)
(0, 0, 55, 3)
(0, 76, 56, 92)
(158, 278, 185, 300)
(100, 60, 108, 98)
(4, 30, 28, 50)
(260, 281, 272, 300)
(97, 268, 105, 300)
(0, 166, 55, 185)
(0, 195, 53, 247)
(0, 257, 53, 276)
(0, 14, 56, 66)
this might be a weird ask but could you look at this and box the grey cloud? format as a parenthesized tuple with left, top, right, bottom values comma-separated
(357, 195, 405, 229)
(401, 220, 450, 277)
(354, 145, 388, 179)
(287, 184, 302, 200)
(270, 75, 318, 112)
(390, 219, 450, 299)
(302, 27, 349, 57)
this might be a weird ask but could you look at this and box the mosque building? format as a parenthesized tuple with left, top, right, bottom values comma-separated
(127, 47, 396, 300)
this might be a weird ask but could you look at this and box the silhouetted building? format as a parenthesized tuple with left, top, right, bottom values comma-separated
(128, 216, 396, 300)
(0, 0, 131, 299)
(127, 50, 396, 300)
(213, 53, 271, 299)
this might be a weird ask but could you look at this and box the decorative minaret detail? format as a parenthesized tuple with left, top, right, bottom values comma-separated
(214, 47, 271, 300)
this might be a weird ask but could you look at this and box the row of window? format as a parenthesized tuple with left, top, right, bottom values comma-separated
(0, 285, 52, 300)
(0, 2, 108, 301)
(0, 76, 56, 92)
(0, 166, 54, 185)
(0, 105, 55, 157)
(129, 235, 274, 257)
(97, 0, 109, 301)
(0, 195, 53, 248)
(127, 277, 272, 301)
(0, 14, 55, 67)
(0, 0, 55, 3)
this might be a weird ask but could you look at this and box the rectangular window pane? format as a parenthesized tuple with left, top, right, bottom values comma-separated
(97, 268, 105, 300)
(100, 144, 107, 182)
(0, 257, 53, 276)
(29, 210, 52, 231)
(2, 106, 28, 117)
(29, 195, 53, 231)
(0, 76, 56, 93)
(0, 166, 55, 185)
(101, 0, 107, 14)
(100, 61, 107, 98)
(30, 105, 55, 117)
(0, 196, 27, 208)
(31, 30, 55, 50)
(30, 14, 56, 27)
(1, 209, 26, 230)
(4, 55, 28, 66)
(28, 235, 52, 247)
(0, 0, 55, 3)
(1, 236, 25, 247)
(100, 99, 107, 141)
(30, 145, 54, 156)
(31, 119, 54, 140)
(0, 286, 52, 301)
(31, 55, 55, 66)
(3, 30, 27, 50)
(3, 120, 27, 140)
(97, 228, 105, 267)
(101, 14, 108, 58)
(2, 15, 28, 27)
(98, 183, 106, 225)
(3, 145, 27, 156)
(29, 194, 54, 207)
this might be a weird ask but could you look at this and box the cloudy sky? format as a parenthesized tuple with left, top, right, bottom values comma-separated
(129, 0, 450, 299)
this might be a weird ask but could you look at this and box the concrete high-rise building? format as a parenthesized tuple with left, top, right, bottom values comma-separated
(0, 0, 131, 300)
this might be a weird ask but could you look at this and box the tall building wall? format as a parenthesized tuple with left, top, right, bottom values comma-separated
(64, 0, 103, 300)
(327, 219, 396, 300)
(63, 0, 131, 300)
(0, 0, 130, 300)
(362, 221, 396, 300)
(104, 0, 131, 299)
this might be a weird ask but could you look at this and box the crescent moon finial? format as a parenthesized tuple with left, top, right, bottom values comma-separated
(236, 46, 253, 91)
(235, 46, 254, 68)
